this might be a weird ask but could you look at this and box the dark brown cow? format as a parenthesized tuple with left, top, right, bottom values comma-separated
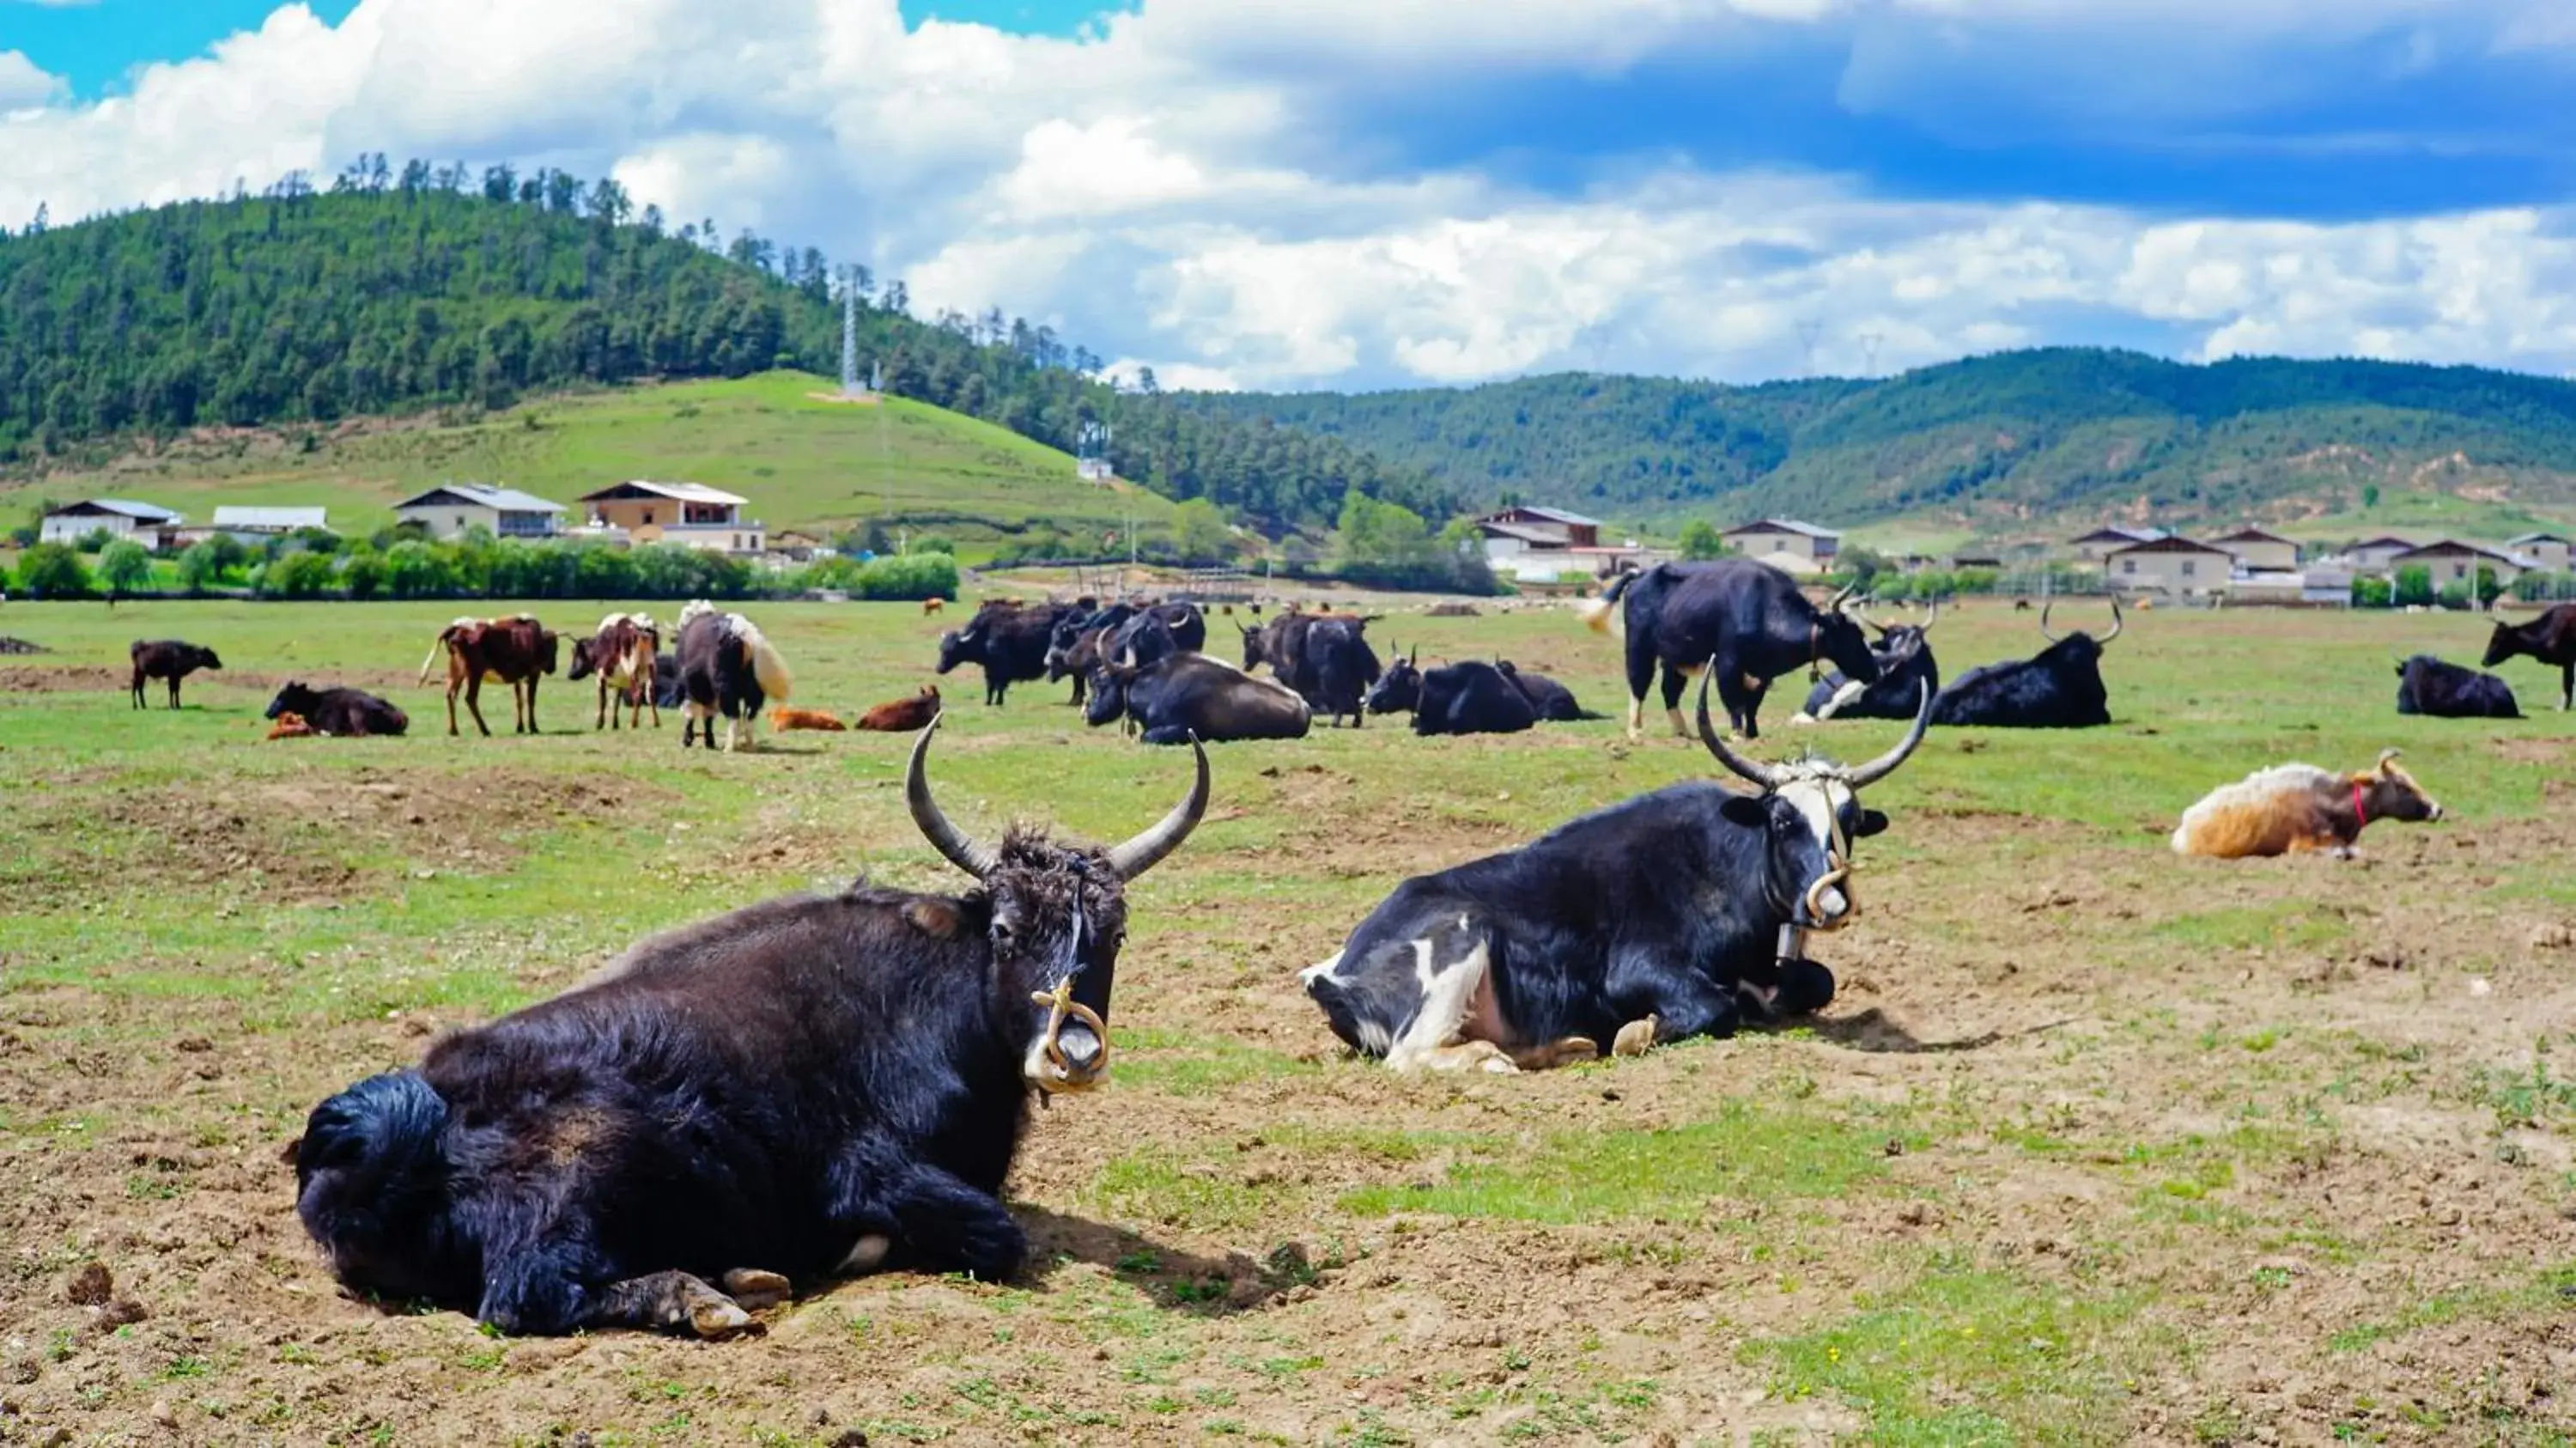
(2483, 602, 2576, 711)
(130, 639, 222, 709)
(857, 685, 943, 733)
(418, 615, 561, 737)
(566, 612, 662, 731)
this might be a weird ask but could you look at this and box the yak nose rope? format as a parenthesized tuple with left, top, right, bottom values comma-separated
(1800, 792, 1858, 932)
(1030, 977, 1109, 1083)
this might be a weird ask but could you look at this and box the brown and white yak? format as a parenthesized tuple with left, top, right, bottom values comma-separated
(567, 612, 663, 731)
(418, 614, 560, 736)
(675, 600, 795, 752)
(2171, 750, 2444, 860)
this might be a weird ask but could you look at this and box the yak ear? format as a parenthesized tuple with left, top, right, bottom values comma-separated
(1717, 794, 1771, 830)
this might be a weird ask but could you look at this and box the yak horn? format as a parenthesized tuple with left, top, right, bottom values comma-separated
(2098, 597, 2123, 645)
(1919, 595, 1939, 633)
(906, 716, 998, 879)
(2375, 746, 2403, 774)
(1826, 581, 1859, 615)
(1696, 666, 1784, 790)
(1103, 734, 1211, 881)
(2038, 601, 2063, 642)
(1845, 680, 1935, 789)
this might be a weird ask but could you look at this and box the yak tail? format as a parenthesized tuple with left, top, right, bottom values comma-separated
(737, 619, 794, 701)
(416, 626, 461, 686)
(291, 1071, 449, 1271)
(1577, 569, 1638, 637)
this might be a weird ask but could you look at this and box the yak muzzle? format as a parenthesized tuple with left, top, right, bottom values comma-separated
(1027, 978, 1111, 1093)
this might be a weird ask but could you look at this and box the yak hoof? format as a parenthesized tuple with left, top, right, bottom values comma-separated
(721, 1269, 793, 1311)
(689, 1295, 756, 1339)
(1527, 1036, 1599, 1069)
(1612, 1017, 1659, 1057)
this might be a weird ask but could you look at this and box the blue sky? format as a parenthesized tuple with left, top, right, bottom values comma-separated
(3, 0, 2575, 392)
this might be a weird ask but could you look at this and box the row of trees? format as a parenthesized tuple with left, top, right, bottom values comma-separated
(9, 536, 957, 604)
(0, 168, 1449, 534)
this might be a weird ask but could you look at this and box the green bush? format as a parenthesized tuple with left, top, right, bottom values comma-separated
(175, 540, 225, 594)
(854, 551, 960, 601)
(2393, 564, 2434, 607)
(261, 551, 341, 599)
(96, 538, 154, 595)
(2350, 575, 2393, 608)
(342, 552, 386, 600)
(1677, 520, 1725, 561)
(2437, 581, 2472, 611)
(15, 542, 90, 599)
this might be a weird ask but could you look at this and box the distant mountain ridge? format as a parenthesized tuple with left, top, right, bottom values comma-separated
(1172, 349, 2576, 541)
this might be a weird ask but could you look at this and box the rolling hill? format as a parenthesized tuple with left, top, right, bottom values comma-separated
(0, 176, 1442, 533)
(1176, 350, 2576, 545)
(0, 371, 1179, 557)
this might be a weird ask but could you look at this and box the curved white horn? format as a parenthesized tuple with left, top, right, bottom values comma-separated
(1844, 680, 1935, 789)
(906, 716, 997, 879)
(1103, 734, 1211, 881)
(1696, 666, 1785, 790)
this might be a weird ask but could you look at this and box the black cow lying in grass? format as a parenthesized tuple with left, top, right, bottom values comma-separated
(1304, 677, 1931, 1071)
(264, 682, 408, 736)
(291, 721, 1210, 1335)
(2394, 654, 2519, 718)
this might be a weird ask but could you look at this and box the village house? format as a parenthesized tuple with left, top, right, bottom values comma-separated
(39, 499, 185, 549)
(392, 484, 566, 540)
(1473, 505, 1650, 581)
(211, 506, 330, 539)
(577, 481, 766, 556)
(1722, 519, 1840, 566)
(2209, 526, 2300, 573)
(2069, 526, 2166, 563)
(2102, 534, 2235, 598)
(2343, 535, 2418, 574)
(2391, 539, 2520, 590)
(2507, 532, 2571, 574)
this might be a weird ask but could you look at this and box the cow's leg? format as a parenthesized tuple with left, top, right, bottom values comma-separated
(1510, 1037, 1601, 1071)
(597, 678, 611, 731)
(570, 1270, 765, 1339)
(463, 677, 493, 737)
(1603, 949, 1743, 1049)
(1622, 638, 1656, 740)
(1659, 663, 1695, 740)
(1715, 662, 1761, 740)
(131, 671, 145, 709)
(1735, 678, 1771, 739)
(168, 678, 183, 710)
(524, 676, 540, 734)
(446, 680, 463, 736)
(828, 1149, 1028, 1282)
(2561, 660, 2572, 712)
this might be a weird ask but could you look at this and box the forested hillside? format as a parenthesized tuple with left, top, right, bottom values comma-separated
(1180, 350, 2576, 537)
(0, 164, 1442, 532)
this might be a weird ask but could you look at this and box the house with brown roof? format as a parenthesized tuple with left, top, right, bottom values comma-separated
(2103, 534, 2235, 598)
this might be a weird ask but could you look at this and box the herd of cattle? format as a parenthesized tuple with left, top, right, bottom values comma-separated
(92, 561, 2576, 1342)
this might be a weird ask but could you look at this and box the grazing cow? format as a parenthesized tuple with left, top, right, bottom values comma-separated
(291, 722, 1210, 1336)
(922, 597, 945, 616)
(939, 600, 1078, 706)
(1243, 611, 1380, 727)
(1493, 661, 1595, 721)
(1580, 562, 1877, 741)
(676, 605, 794, 751)
(1929, 601, 2121, 728)
(419, 615, 561, 737)
(770, 707, 848, 732)
(2482, 602, 2576, 711)
(266, 712, 316, 740)
(2172, 749, 2442, 860)
(2395, 654, 2520, 718)
(1411, 660, 1538, 736)
(1304, 677, 1932, 1071)
(857, 685, 943, 733)
(129, 639, 222, 709)
(1795, 599, 1941, 724)
(566, 613, 662, 731)
(264, 683, 408, 737)
(1086, 652, 1311, 745)
(1047, 603, 1136, 706)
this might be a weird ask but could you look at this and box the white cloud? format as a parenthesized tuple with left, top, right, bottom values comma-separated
(4, 0, 2576, 392)
(0, 51, 64, 110)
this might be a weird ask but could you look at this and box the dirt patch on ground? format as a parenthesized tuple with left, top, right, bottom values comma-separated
(13, 767, 677, 908)
(6, 757, 2576, 1442)
(0, 664, 129, 692)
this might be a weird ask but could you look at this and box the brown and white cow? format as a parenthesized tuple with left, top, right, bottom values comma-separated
(566, 612, 662, 731)
(2171, 749, 2444, 860)
(418, 615, 561, 737)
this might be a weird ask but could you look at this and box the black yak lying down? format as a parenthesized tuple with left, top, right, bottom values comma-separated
(291, 722, 1210, 1336)
(2394, 654, 2518, 718)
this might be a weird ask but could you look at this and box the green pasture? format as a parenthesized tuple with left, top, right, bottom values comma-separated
(0, 371, 1176, 557)
(3, 595, 2572, 1445)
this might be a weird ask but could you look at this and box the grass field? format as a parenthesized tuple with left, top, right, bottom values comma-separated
(3, 594, 2573, 1445)
(0, 372, 1178, 557)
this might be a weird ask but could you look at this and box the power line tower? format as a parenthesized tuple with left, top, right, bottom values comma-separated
(1859, 332, 1882, 377)
(1795, 319, 1825, 377)
(838, 265, 866, 399)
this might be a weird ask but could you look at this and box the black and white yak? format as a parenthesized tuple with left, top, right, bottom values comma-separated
(291, 721, 1211, 1335)
(675, 600, 794, 751)
(1794, 599, 1940, 724)
(1303, 676, 1931, 1071)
